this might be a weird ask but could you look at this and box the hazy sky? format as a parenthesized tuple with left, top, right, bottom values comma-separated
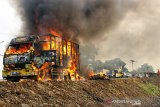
(0, 0, 21, 78)
(96, 0, 160, 72)
(0, 0, 160, 78)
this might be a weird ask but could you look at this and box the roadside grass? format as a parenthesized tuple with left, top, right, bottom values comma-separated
(139, 83, 160, 96)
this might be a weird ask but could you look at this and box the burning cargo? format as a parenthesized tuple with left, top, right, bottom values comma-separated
(3, 33, 80, 82)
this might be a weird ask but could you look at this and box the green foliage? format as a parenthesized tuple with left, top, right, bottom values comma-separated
(139, 83, 160, 96)
(137, 64, 154, 73)
(131, 63, 154, 74)
(104, 58, 126, 70)
(92, 60, 104, 71)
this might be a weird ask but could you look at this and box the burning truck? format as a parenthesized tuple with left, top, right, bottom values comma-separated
(2, 33, 80, 82)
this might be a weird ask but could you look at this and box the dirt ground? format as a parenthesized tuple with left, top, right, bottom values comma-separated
(0, 77, 160, 107)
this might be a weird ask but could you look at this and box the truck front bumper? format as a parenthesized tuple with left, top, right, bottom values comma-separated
(2, 69, 37, 78)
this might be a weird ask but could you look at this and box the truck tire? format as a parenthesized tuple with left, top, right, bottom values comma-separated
(6, 77, 20, 82)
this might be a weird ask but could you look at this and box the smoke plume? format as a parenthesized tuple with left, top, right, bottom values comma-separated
(12, 0, 137, 42)
(14, 0, 159, 71)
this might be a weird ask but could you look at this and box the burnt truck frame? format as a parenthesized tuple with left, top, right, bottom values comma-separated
(2, 34, 80, 82)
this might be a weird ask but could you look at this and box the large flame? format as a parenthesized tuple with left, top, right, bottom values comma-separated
(6, 43, 32, 55)
(38, 30, 82, 81)
(38, 62, 52, 81)
(48, 29, 62, 37)
(5, 28, 82, 81)
(65, 58, 81, 81)
(88, 71, 95, 78)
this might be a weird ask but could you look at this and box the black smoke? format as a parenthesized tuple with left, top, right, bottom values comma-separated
(12, 0, 139, 74)
(12, 0, 136, 42)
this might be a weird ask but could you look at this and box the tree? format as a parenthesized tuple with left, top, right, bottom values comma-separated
(137, 63, 154, 73)
(92, 60, 104, 72)
(104, 58, 126, 71)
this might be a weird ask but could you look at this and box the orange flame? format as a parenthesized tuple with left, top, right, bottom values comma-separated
(48, 29, 62, 37)
(32, 62, 52, 81)
(6, 29, 82, 81)
(6, 43, 32, 55)
(38, 62, 52, 81)
(88, 71, 95, 78)
(65, 57, 82, 81)
(41, 42, 51, 50)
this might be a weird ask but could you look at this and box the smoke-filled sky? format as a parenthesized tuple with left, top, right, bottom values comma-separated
(12, 0, 140, 42)
(96, 0, 160, 71)
(0, 0, 160, 78)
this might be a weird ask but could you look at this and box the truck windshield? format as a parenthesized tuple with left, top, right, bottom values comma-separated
(4, 53, 30, 65)
(6, 43, 32, 55)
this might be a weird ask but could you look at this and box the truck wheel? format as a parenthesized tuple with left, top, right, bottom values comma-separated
(7, 77, 20, 82)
